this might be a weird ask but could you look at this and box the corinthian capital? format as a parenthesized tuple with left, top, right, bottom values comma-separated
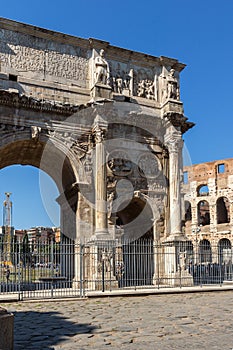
(93, 123, 105, 144)
(165, 132, 183, 153)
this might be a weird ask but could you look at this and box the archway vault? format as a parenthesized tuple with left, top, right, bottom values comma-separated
(0, 131, 88, 240)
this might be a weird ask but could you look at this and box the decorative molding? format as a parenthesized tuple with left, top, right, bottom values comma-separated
(164, 112, 195, 134)
(0, 89, 80, 115)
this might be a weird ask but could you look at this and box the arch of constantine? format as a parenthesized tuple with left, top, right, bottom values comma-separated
(0, 18, 194, 289)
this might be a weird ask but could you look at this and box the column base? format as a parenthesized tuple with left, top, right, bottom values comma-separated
(89, 229, 113, 242)
(164, 232, 188, 243)
(155, 271, 193, 287)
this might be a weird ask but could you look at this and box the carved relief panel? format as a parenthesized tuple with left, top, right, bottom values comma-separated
(133, 67, 158, 100)
(108, 61, 133, 96)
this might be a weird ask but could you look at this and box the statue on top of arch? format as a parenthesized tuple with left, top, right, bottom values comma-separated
(94, 49, 110, 86)
(159, 67, 180, 103)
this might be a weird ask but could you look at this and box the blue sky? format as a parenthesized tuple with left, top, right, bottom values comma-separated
(0, 0, 233, 228)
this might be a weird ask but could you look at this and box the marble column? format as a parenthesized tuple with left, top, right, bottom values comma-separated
(93, 123, 109, 237)
(166, 134, 183, 237)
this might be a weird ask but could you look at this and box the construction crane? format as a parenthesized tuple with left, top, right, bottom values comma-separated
(3, 192, 13, 265)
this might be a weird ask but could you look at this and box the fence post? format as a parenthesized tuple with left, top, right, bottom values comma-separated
(18, 239, 22, 301)
(102, 255, 105, 292)
(80, 243, 84, 298)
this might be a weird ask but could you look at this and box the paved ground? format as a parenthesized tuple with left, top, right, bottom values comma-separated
(2, 291, 233, 350)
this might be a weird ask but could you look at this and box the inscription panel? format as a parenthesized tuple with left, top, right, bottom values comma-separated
(0, 29, 88, 85)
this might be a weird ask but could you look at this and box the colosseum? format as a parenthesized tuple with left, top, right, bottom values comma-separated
(183, 159, 233, 280)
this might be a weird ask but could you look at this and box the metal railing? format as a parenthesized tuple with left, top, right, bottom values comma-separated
(0, 238, 232, 300)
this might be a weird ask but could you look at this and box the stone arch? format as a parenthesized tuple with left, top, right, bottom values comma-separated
(197, 200, 210, 226)
(0, 130, 86, 240)
(0, 130, 87, 186)
(218, 238, 232, 280)
(197, 184, 209, 197)
(216, 197, 230, 224)
(218, 238, 231, 263)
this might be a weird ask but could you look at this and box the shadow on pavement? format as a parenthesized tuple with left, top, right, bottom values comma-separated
(14, 310, 97, 350)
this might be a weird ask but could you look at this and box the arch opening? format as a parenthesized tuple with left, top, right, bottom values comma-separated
(0, 138, 79, 239)
(0, 165, 59, 230)
(218, 239, 232, 280)
(197, 184, 209, 197)
(115, 197, 154, 287)
(217, 197, 230, 224)
(198, 200, 210, 226)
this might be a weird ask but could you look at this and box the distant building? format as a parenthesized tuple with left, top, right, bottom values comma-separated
(14, 229, 25, 241)
(26, 227, 56, 243)
(183, 158, 233, 262)
(54, 228, 61, 243)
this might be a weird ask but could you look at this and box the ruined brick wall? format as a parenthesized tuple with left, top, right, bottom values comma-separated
(183, 158, 233, 249)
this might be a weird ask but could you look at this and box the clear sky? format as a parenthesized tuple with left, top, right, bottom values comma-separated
(0, 0, 233, 229)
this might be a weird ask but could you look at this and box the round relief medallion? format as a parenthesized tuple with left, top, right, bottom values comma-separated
(108, 150, 132, 176)
(138, 153, 161, 178)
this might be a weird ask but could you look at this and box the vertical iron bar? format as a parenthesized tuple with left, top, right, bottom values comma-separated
(102, 252, 105, 293)
(80, 243, 83, 298)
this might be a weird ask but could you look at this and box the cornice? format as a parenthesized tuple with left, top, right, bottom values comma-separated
(0, 17, 186, 72)
(164, 111, 195, 134)
(0, 89, 81, 116)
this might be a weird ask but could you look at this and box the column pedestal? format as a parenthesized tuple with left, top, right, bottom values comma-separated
(91, 83, 112, 99)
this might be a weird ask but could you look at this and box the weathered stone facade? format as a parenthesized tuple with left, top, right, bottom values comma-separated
(184, 159, 233, 261)
(0, 18, 194, 286)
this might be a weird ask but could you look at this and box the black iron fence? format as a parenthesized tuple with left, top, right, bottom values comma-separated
(0, 238, 232, 300)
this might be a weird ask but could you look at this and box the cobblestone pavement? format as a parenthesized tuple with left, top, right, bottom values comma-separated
(2, 291, 233, 350)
